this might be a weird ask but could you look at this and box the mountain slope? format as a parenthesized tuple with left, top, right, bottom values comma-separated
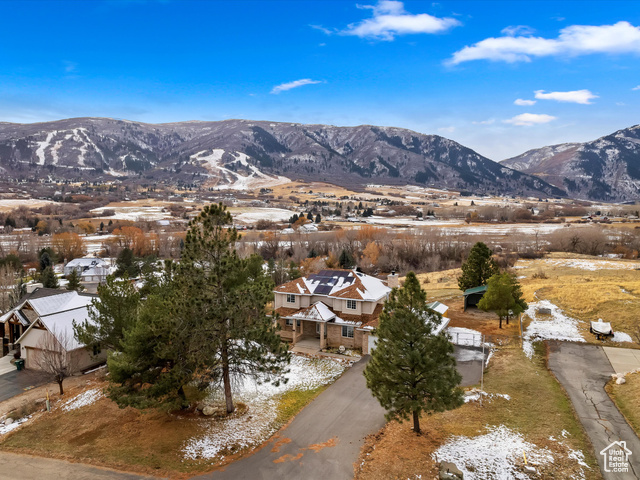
(0, 117, 565, 197)
(502, 125, 640, 201)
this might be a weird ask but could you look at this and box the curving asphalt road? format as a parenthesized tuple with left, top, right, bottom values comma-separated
(547, 341, 640, 480)
(198, 356, 386, 480)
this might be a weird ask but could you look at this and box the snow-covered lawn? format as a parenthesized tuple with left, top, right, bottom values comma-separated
(433, 425, 588, 480)
(182, 355, 348, 461)
(522, 301, 585, 358)
(463, 389, 510, 403)
(61, 388, 104, 412)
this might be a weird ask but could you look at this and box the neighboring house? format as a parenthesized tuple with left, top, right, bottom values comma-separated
(0, 289, 104, 371)
(463, 285, 487, 311)
(64, 257, 112, 283)
(274, 269, 394, 354)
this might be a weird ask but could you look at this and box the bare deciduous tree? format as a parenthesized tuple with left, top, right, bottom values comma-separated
(31, 327, 80, 395)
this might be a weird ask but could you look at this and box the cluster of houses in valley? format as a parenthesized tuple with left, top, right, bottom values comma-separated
(0, 265, 452, 376)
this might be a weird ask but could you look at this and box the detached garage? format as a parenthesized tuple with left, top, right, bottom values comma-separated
(463, 285, 487, 311)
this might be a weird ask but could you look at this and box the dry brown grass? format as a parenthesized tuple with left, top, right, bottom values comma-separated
(355, 345, 601, 479)
(414, 254, 640, 345)
(607, 371, 640, 436)
(0, 379, 328, 478)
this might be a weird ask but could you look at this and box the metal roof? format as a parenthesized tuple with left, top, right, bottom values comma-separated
(463, 285, 488, 296)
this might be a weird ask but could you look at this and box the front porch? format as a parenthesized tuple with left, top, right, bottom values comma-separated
(291, 336, 322, 355)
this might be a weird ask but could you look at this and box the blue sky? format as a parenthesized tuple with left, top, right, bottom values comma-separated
(1, 0, 639, 159)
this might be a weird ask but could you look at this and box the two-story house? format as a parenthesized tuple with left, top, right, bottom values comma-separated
(273, 269, 395, 354)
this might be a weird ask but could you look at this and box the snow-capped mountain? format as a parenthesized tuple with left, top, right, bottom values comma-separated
(502, 125, 640, 201)
(0, 117, 564, 197)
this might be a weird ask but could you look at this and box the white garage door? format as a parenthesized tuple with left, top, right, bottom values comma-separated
(368, 334, 378, 353)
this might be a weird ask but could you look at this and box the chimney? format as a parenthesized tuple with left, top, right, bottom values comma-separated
(387, 271, 399, 289)
(26, 282, 43, 294)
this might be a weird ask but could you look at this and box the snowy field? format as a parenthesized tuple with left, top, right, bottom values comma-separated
(182, 355, 348, 461)
(542, 258, 640, 271)
(522, 301, 585, 358)
(232, 207, 294, 224)
(90, 205, 173, 222)
(433, 425, 588, 480)
(364, 216, 463, 227)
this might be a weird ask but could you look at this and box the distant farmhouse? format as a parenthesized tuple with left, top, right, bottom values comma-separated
(64, 257, 112, 284)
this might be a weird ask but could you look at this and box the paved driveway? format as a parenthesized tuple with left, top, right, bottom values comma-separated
(0, 370, 48, 403)
(547, 341, 640, 479)
(603, 346, 640, 374)
(199, 356, 386, 480)
(0, 451, 156, 480)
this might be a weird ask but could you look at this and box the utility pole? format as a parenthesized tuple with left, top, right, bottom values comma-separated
(480, 334, 485, 407)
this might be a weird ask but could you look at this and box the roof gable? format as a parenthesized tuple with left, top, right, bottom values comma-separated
(276, 269, 390, 301)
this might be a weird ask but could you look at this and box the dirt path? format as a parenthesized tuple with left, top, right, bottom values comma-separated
(548, 341, 640, 479)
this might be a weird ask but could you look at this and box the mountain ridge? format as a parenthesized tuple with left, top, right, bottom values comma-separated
(0, 117, 565, 197)
(502, 125, 640, 202)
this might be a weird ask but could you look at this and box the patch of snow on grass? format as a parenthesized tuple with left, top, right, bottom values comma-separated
(522, 300, 585, 358)
(544, 258, 640, 271)
(612, 332, 633, 343)
(433, 425, 554, 480)
(61, 388, 104, 411)
(182, 355, 347, 460)
(0, 416, 30, 435)
(463, 390, 510, 403)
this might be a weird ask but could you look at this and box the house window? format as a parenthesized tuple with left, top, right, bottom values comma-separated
(286, 294, 296, 304)
(92, 344, 102, 356)
(346, 299, 357, 310)
(285, 319, 301, 327)
(342, 326, 354, 338)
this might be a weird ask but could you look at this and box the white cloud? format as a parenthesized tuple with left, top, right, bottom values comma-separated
(472, 119, 495, 125)
(633, 85, 640, 91)
(504, 113, 556, 126)
(339, 0, 460, 41)
(501, 25, 535, 36)
(449, 21, 640, 64)
(270, 79, 323, 94)
(514, 99, 536, 106)
(534, 89, 598, 104)
(438, 126, 456, 133)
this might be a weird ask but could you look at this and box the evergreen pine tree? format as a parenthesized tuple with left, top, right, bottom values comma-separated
(41, 266, 59, 289)
(338, 249, 355, 268)
(315, 213, 321, 223)
(107, 203, 289, 412)
(364, 272, 463, 434)
(74, 276, 140, 351)
(66, 269, 84, 292)
(457, 242, 499, 291)
(478, 273, 528, 329)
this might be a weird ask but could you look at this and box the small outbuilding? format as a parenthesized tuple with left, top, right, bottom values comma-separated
(463, 285, 487, 311)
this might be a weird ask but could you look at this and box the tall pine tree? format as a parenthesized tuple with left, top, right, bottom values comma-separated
(66, 269, 84, 292)
(364, 272, 463, 434)
(41, 266, 59, 289)
(458, 242, 499, 291)
(107, 204, 290, 412)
